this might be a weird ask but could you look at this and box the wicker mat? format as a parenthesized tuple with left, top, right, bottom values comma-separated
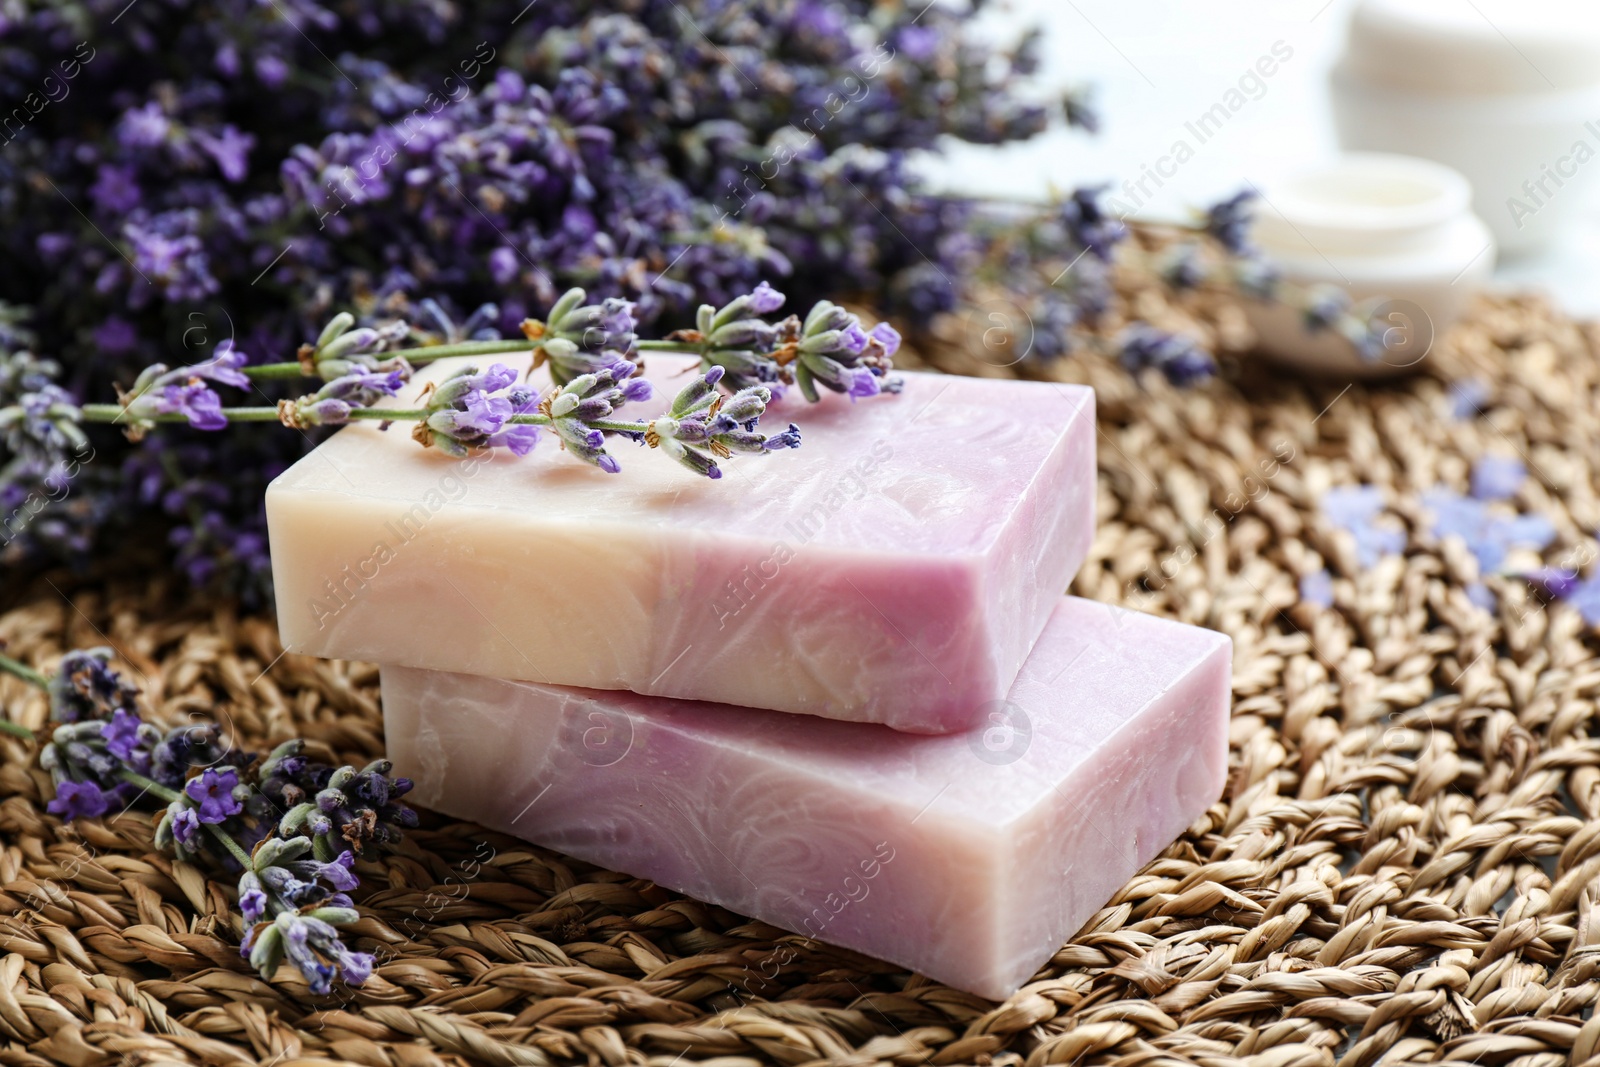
(4, 282, 1600, 1067)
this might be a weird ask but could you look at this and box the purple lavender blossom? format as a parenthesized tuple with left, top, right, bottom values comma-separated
(186, 767, 244, 823)
(172, 807, 202, 845)
(194, 125, 255, 182)
(100, 709, 145, 764)
(646, 366, 800, 479)
(1117, 326, 1217, 387)
(277, 911, 376, 993)
(240, 881, 268, 924)
(747, 281, 785, 315)
(118, 101, 170, 147)
(47, 780, 111, 820)
(1059, 186, 1127, 263)
(417, 363, 540, 458)
(48, 648, 138, 724)
(793, 300, 904, 401)
(89, 165, 142, 215)
(1302, 287, 1350, 334)
(157, 380, 229, 431)
(1525, 566, 1581, 600)
(120, 342, 251, 433)
(870, 323, 902, 358)
(1204, 190, 1257, 255)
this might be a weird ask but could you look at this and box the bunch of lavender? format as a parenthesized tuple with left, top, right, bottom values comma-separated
(0, 647, 412, 993)
(0, 0, 1067, 590)
(966, 186, 1416, 383)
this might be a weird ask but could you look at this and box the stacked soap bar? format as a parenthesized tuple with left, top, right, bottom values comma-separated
(268, 352, 1236, 1000)
(267, 355, 1096, 733)
(381, 597, 1232, 999)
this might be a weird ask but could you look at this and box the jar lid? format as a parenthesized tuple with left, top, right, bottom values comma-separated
(1252, 153, 1474, 256)
(1342, 0, 1600, 94)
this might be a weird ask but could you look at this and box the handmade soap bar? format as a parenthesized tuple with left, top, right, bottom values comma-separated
(269, 354, 1094, 733)
(381, 596, 1232, 999)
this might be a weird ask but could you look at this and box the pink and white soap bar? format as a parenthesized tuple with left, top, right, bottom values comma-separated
(381, 596, 1232, 999)
(268, 355, 1094, 733)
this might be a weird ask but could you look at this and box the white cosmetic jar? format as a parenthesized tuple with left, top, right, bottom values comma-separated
(1330, 0, 1600, 256)
(1243, 153, 1495, 377)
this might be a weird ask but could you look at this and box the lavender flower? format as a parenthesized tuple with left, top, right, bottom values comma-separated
(279, 368, 409, 429)
(1117, 326, 1217, 387)
(47, 780, 112, 820)
(1058, 186, 1127, 263)
(276, 758, 418, 861)
(530, 288, 640, 386)
(411, 363, 542, 458)
(1161, 245, 1208, 290)
(99, 709, 149, 767)
(118, 341, 251, 436)
(186, 767, 245, 823)
(1542, 571, 1600, 625)
(246, 909, 373, 994)
(1302, 287, 1350, 334)
(304, 314, 411, 380)
(0, 351, 87, 462)
(645, 366, 801, 479)
(49, 648, 139, 723)
(9, 648, 390, 995)
(40, 719, 141, 819)
(1204, 190, 1258, 255)
(1233, 256, 1282, 301)
(239, 838, 372, 992)
(1525, 566, 1581, 601)
(539, 366, 649, 473)
(792, 301, 903, 402)
(148, 721, 241, 791)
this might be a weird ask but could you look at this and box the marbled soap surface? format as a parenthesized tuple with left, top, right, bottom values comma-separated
(381, 596, 1232, 999)
(269, 355, 1095, 732)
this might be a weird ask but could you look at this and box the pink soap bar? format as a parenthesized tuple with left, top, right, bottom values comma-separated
(380, 596, 1231, 999)
(269, 355, 1094, 733)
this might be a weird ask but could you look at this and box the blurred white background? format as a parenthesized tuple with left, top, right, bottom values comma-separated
(917, 0, 1600, 315)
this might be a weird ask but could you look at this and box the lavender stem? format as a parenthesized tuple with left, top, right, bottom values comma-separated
(0, 652, 50, 689)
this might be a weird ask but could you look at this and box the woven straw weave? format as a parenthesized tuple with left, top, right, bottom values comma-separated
(3, 273, 1600, 1066)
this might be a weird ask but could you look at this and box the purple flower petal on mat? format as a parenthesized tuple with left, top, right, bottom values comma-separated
(1471, 456, 1525, 501)
(1299, 569, 1334, 608)
(1321, 485, 1405, 567)
(1448, 378, 1490, 419)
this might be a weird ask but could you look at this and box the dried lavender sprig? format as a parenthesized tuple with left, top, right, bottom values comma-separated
(237, 288, 904, 402)
(642, 283, 904, 398)
(81, 359, 797, 477)
(0, 650, 407, 992)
